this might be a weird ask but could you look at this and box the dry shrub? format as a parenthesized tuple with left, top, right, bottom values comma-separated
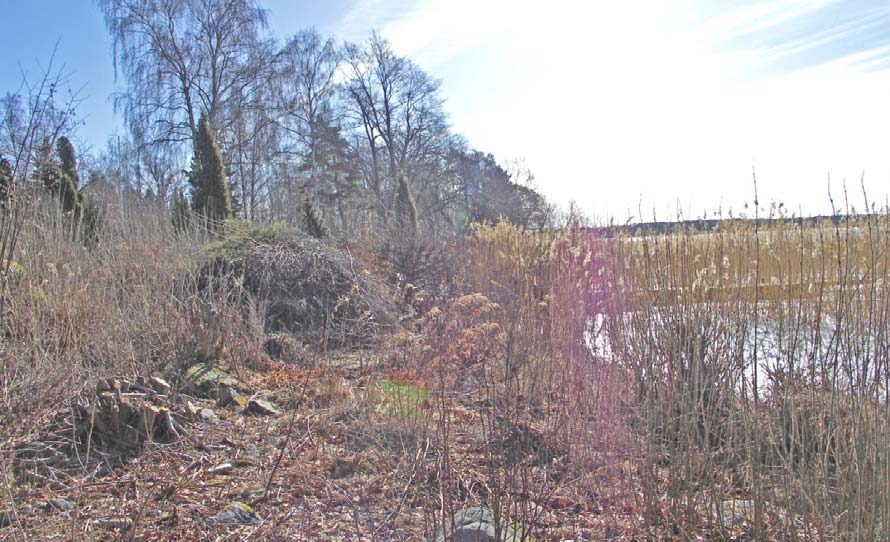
(0, 195, 256, 437)
(372, 233, 463, 322)
(402, 223, 625, 540)
(602, 211, 890, 539)
(263, 332, 309, 364)
(201, 235, 396, 348)
(459, 223, 558, 392)
(413, 293, 505, 390)
(762, 387, 889, 533)
(460, 223, 621, 455)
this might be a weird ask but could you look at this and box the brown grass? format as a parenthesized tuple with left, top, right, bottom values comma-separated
(1, 192, 889, 540)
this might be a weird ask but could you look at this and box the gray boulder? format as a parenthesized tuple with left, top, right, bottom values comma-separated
(244, 398, 281, 417)
(42, 498, 76, 512)
(712, 499, 787, 527)
(435, 507, 527, 542)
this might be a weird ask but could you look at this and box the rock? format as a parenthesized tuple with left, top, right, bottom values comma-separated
(187, 401, 221, 423)
(197, 407, 220, 424)
(149, 376, 172, 395)
(243, 398, 280, 417)
(435, 507, 525, 542)
(211, 463, 233, 475)
(218, 386, 249, 408)
(184, 363, 251, 405)
(42, 498, 76, 512)
(712, 499, 787, 527)
(207, 502, 260, 525)
(99, 517, 134, 531)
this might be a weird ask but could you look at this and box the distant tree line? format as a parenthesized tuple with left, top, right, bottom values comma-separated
(75, 0, 554, 234)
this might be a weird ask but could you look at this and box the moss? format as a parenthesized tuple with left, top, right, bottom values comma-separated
(376, 378, 428, 424)
(226, 502, 255, 514)
(201, 219, 300, 260)
(185, 363, 250, 397)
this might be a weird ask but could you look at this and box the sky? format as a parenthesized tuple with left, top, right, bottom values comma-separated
(2, 0, 890, 221)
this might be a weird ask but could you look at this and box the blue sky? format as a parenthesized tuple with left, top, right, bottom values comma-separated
(2, 0, 890, 219)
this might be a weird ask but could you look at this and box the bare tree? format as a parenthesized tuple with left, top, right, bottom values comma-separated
(228, 82, 280, 220)
(98, 0, 274, 148)
(139, 140, 185, 201)
(276, 29, 340, 178)
(342, 32, 448, 222)
(0, 50, 82, 185)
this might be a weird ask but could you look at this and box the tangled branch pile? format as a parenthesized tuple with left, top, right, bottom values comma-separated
(203, 236, 395, 347)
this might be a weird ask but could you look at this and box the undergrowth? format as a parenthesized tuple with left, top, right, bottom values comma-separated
(1, 193, 889, 541)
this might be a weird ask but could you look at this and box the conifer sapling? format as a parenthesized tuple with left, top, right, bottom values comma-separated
(188, 113, 232, 223)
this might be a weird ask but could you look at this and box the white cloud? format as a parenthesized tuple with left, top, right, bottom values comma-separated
(697, 0, 839, 43)
(332, 0, 890, 220)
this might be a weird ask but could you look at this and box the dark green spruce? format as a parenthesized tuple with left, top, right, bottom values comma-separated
(188, 113, 232, 223)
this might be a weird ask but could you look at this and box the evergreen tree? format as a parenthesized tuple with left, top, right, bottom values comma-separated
(34, 137, 82, 216)
(59, 174, 82, 216)
(56, 136, 80, 189)
(171, 188, 192, 233)
(392, 172, 418, 235)
(188, 113, 232, 222)
(35, 138, 63, 195)
(79, 194, 103, 247)
(301, 190, 328, 239)
(56, 137, 82, 216)
(0, 155, 11, 206)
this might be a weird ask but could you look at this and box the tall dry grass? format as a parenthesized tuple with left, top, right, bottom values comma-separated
(0, 192, 261, 437)
(390, 222, 629, 539)
(425, 209, 889, 540)
(602, 209, 890, 540)
(2, 184, 888, 540)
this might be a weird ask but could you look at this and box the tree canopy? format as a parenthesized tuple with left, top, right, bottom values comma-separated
(87, 4, 554, 233)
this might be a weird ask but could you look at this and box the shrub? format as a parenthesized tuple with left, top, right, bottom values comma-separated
(377, 234, 458, 303)
(56, 136, 80, 189)
(0, 155, 12, 205)
(200, 229, 395, 347)
(392, 172, 418, 235)
(414, 293, 505, 389)
(301, 190, 328, 239)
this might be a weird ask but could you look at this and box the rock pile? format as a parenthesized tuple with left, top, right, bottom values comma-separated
(12, 364, 281, 485)
(14, 376, 181, 482)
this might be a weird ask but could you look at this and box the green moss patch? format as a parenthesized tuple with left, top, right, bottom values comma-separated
(376, 379, 429, 424)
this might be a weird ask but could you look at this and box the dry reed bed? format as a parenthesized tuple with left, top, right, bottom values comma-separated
(1, 195, 889, 540)
(595, 214, 890, 540)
